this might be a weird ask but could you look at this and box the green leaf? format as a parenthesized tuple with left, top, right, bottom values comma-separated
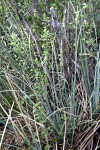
(0, 6, 2, 10)
(82, 3, 88, 9)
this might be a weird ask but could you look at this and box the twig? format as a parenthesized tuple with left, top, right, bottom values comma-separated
(0, 102, 14, 149)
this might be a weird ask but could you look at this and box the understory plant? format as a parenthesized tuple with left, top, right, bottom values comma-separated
(0, 0, 100, 149)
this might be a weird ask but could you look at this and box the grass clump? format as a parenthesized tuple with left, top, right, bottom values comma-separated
(0, 0, 100, 149)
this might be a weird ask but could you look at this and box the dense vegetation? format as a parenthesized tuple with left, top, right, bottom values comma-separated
(0, 0, 100, 149)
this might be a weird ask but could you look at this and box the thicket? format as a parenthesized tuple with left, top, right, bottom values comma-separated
(0, 0, 100, 149)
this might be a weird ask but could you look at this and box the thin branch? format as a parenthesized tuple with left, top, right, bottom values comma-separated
(0, 102, 14, 149)
(0, 43, 25, 59)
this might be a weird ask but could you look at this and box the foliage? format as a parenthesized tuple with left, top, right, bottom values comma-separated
(0, 0, 100, 150)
